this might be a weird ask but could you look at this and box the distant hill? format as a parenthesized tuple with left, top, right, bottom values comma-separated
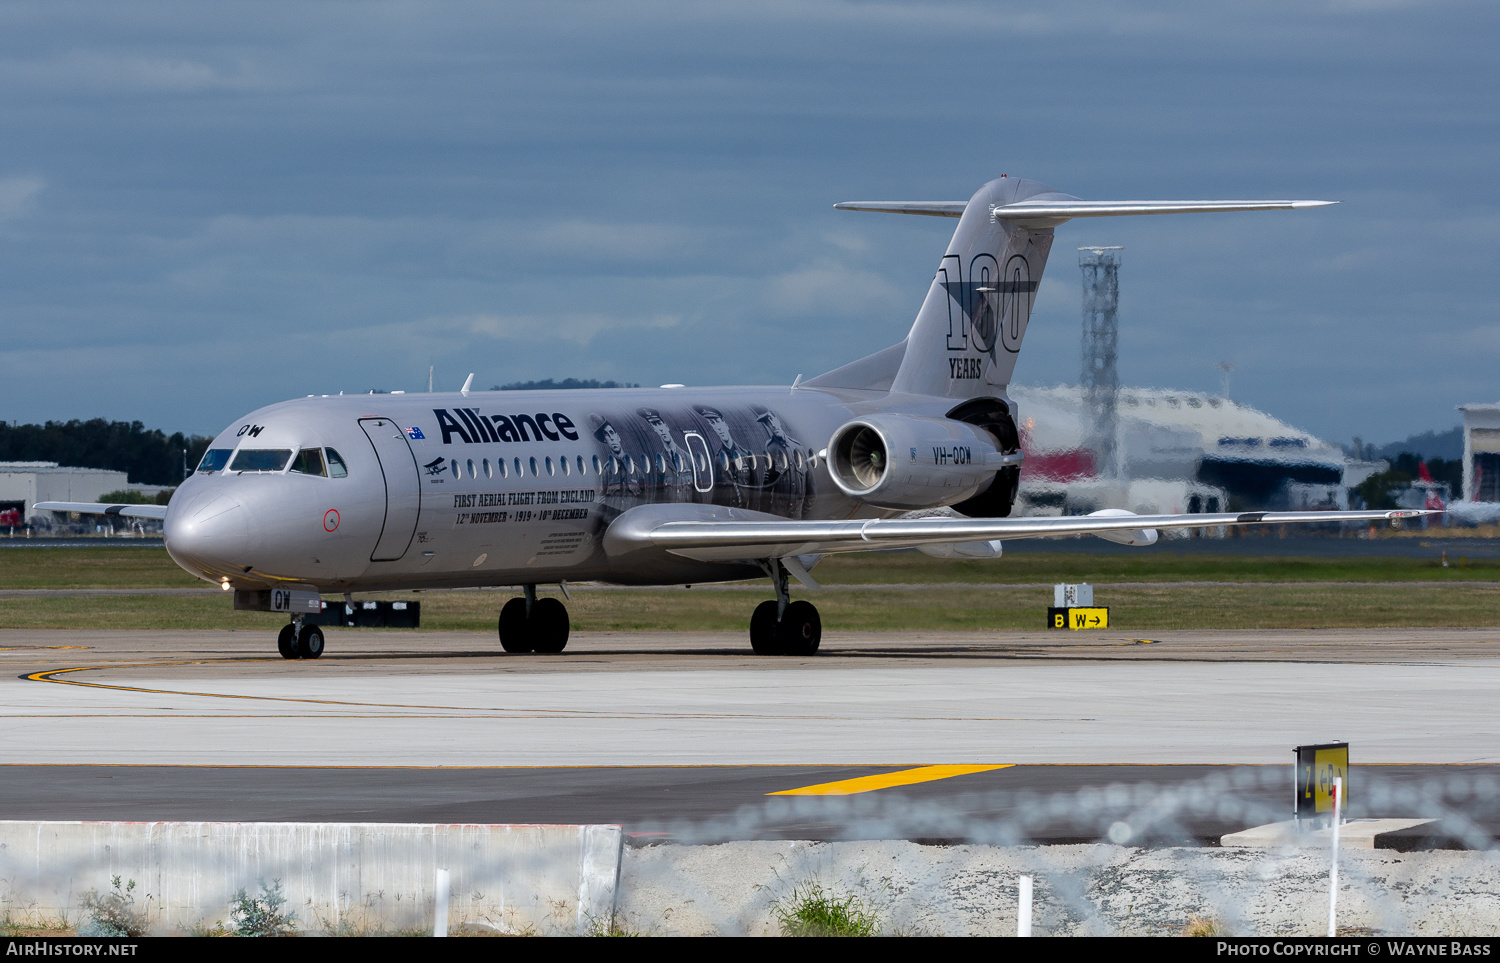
(493, 378, 641, 391)
(1373, 426, 1464, 462)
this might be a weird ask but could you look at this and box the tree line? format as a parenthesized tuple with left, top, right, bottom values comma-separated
(1354, 452, 1464, 509)
(0, 420, 211, 486)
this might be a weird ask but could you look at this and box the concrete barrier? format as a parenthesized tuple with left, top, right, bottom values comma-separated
(0, 821, 622, 935)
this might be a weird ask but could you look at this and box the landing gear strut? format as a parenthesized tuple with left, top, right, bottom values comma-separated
(278, 614, 325, 660)
(749, 559, 821, 656)
(498, 584, 570, 654)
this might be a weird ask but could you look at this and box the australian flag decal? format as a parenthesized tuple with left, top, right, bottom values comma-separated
(406, 426, 425, 440)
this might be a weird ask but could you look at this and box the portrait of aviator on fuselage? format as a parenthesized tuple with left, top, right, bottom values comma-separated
(693, 403, 752, 508)
(589, 412, 642, 503)
(636, 406, 691, 503)
(750, 404, 807, 519)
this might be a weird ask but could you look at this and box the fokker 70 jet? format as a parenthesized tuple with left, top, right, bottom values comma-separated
(41, 177, 1425, 659)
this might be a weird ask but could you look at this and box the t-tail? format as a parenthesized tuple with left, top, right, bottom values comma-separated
(824, 177, 1335, 400)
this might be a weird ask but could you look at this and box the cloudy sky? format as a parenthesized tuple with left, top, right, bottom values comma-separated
(0, 1, 1495, 446)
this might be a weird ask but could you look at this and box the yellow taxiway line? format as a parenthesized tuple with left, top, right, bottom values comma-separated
(769, 763, 1013, 796)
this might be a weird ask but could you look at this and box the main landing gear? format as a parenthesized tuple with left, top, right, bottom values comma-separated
(277, 614, 325, 660)
(749, 558, 821, 656)
(498, 584, 570, 654)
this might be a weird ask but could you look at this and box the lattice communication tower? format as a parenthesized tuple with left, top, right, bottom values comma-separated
(1079, 246, 1122, 479)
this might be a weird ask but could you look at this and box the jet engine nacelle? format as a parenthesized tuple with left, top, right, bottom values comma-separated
(826, 414, 1016, 510)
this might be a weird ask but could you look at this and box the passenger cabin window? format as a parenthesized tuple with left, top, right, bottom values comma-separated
(229, 449, 293, 473)
(197, 449, 233, 473)
(326, 449, 349, 478)
(290, 449, 327, 477)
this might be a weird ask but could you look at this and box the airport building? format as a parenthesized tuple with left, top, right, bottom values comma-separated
(1011, 385, 1359, 517)
(1459, 402, 1500, 503)
(0, 461, 159, 529)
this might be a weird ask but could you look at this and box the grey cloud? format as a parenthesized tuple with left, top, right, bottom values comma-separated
(0, 0, 1493, 442)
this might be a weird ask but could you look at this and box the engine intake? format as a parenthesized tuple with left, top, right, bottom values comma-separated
(827, 414, 1013, 510)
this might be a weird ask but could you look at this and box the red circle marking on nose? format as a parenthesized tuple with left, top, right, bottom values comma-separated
(323, 509, 340, 532)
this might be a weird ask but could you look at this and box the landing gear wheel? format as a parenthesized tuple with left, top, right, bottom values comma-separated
(498, 597, 534, 653)
(777, 600, 821, 656)
(296, 623, 325, 659)
(530, 597, 570, 653)
(750, 600, 783, 655)
(277, 624, 298, 660)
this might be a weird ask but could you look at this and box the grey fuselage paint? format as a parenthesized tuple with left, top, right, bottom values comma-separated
(164, 386, 996, 592)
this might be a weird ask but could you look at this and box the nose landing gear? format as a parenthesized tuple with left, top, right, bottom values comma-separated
(749, 559, 821, 656)
(277, 615, 325, 660)
(498, 584, 570, 653)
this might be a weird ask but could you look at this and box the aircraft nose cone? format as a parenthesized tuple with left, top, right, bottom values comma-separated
(164, 492, 249, 575)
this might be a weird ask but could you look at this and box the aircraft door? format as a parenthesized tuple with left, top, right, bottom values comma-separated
(683, 432, 714, 493)
(359, 417, 422, 562)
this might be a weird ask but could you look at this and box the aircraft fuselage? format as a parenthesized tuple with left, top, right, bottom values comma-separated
(164, 385, 968, 592)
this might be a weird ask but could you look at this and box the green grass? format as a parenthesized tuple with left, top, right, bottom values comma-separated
(1, 545, 1497, 591)
(0, 546, 203, 589)
(813, 548, 1500, 584)
(771, 881, 882, 937)
(2, 543, 1497, 632)
(3, 582, 1498, 631)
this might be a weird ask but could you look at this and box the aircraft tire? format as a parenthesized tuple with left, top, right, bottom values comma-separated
(531, 597, 570, 653)
(498, 597, 534, 653)
(777, 600, 821, 656)
(277, 624, 298, 660)
(749, 600, 782, 655)
(296, 624, 325, 659)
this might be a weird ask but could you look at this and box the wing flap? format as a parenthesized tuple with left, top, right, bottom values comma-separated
(32, 501, 168, 521)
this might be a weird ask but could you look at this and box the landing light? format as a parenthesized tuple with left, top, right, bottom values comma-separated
(220, 579, 231, 591)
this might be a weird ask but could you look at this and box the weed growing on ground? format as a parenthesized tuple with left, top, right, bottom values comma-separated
(78, 877, 149, 937)
(1182, 915, 1227, 937)
(584, 912, 640, 937)
(771, 880, 882, 937)
(228, 879, 297, 937)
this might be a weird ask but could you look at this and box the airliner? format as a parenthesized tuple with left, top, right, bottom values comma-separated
(40, 176, 1424, 659)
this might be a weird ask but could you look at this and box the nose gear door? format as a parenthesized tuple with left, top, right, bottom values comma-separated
(359, 418, 422, 562)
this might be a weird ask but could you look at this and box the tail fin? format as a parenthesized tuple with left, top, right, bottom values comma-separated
(835, 179, 1334, 400)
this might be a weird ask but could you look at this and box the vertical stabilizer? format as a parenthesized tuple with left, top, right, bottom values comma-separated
(888, 177, 1063, 399)
(834, 180, 1334, 400)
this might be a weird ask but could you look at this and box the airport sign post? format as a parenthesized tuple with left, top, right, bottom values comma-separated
(1294, 741, 1349, 829)
(1048, 582, 1109, 629)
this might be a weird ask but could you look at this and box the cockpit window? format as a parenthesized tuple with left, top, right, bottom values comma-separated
(229, 449, 293, 473)
(290, 449, 327, 477)
(326, 448, 348, 478)
(197, 449, 233, 473)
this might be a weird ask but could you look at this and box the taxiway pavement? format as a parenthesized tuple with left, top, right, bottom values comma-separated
(5, 628, 1498, 840)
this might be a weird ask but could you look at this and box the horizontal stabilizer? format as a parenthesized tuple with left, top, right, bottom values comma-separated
(836, 196, 1335, 222)
(833, 201, 967, 217)
(32, 501, 168, 521)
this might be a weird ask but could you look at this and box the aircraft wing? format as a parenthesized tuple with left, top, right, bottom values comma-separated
(604, 504, 1431, 563)
(32, 501, 168, 521)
